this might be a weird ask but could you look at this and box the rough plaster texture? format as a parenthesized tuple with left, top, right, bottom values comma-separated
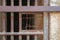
(35, 12, 43, 40)
(50, 12, 60, 40)
(35, 12, 43, 30)
(38, 0, 43, 6)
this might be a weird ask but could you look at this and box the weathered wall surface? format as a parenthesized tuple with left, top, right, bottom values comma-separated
(35, 12, 43, 30)
(35, 12, 43, 40)
(50, 12, 60, 40)
(57, 13, 60, 40)
(38, 0, 43, 6)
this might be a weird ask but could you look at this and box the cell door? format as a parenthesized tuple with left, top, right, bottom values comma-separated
(0, 0, 46, 40)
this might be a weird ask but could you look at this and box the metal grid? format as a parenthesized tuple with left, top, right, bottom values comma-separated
(0, 0, 44, 40)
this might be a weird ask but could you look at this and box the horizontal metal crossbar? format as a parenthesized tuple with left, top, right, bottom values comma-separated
(0, 6, 60, 12)
(0, 31, 43, 35)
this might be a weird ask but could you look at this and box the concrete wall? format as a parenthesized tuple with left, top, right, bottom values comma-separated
(38, 0, 43, 6)
(35, 12, 43, 40)
(35, 12, 43, 30)
(50, 12, 60, 40)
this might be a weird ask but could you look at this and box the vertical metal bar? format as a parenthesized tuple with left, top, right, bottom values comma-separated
(44, 0, 49, 6)
(11, 0, 14, 40)
(3, 0, 5, 6)
(11, 13, 14, 33)
(11, 0, 14, 6)
(43, 13, 49, 40)
(44, 0, 49, 40)
(2, 13, 6, 35)
(11, 13, 14, 40)
(19, 13, 22, 40)
(2, 13, 6, 40)
(35, 35, 37, 40)
(2, 0, 6, 40)
(19, 36, 22, 40)
(19, 0, 22, 6)
(27, 35, 30, 40)
(35, 0, 37, 6)
(27, 0, 30, 6)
